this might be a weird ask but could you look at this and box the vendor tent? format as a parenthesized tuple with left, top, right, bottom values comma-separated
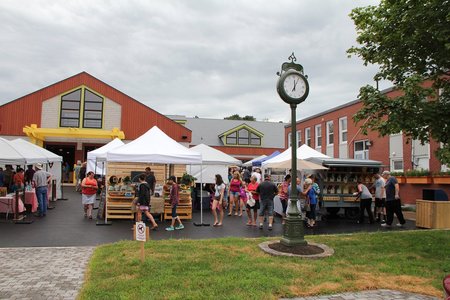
(263, 158, 327, 170)
(87, 138, 124, 174)
(2, 138, 63, 198)
(106, 126, 202, 164)
(242, 155, 267, 167)
(262, 144, 329, 168)
(0, 137, 46, 164)
(252, 151, 281, 167)
(187, 144, 241, 183)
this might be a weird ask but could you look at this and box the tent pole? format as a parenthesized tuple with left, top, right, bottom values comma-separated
(57, 162, 68, 201)
(194, 163, 209, 226)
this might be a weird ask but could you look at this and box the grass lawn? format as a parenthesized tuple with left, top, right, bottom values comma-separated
(79, 230, 449, 299)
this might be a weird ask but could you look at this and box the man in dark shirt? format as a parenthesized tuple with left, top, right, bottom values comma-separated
(381, 171, 405, 227)
(256, 174, 278, 230)
(145, 167, 156, 194)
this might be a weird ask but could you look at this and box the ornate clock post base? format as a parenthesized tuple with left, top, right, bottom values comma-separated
(280, 198, 307, 247)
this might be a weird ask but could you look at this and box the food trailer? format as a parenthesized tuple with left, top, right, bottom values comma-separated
(308, 158, 382, 219)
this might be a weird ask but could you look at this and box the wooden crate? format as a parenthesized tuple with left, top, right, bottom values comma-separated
(164, 205, 192, 220)
(416, 200, 450, 229)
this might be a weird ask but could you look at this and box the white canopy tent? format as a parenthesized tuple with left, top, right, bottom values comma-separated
(10, 139, 63, 199)
(262, 144, 329, 168)
(106, 126, 202, 164)
(187, 143, 242, 184)
(0, 137, 46, 164)
(87, 138, 124, 175)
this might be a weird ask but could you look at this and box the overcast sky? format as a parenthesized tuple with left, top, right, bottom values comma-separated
(0, 0, 388, 123)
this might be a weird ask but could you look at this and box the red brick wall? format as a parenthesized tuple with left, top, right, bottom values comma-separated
(400, 183, 450, 204)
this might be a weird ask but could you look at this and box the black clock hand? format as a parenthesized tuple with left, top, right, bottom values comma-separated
(292, 79, 298, 92)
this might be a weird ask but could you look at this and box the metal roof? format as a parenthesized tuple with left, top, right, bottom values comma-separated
(167, 116, 288, 148)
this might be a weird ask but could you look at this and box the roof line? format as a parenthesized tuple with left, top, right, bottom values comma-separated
(285, 85, 397, 127)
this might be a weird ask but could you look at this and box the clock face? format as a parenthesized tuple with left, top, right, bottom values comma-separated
(283, 73, 307, 99)
(277, 70, 309, 104)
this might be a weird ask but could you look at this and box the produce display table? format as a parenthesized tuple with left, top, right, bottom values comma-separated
(0, 194, 25, 219)
(24, 189, 38, 213)
(416, 200, 450, 229)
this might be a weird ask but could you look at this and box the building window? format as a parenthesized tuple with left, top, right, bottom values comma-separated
(60, 89, 82, 127)
(226, 132, 237, 144)
(391, 159, 404, 172)
(297, 130, 302, 147)
(326, 121, 334, 145)
(305, 127, 311, 147)
(225, 128, 261, 146)
(339, 117, 347, 144)
(354, 140, 369, 160)
(83, 89, 103, 128)
(60, 87, 104, 129)
(315, 124, 322, 148)
(288, 132, 292, 147)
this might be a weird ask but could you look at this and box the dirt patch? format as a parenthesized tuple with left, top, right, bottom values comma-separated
(268, 242, 324, 255)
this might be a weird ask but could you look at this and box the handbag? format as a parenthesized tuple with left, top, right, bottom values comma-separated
(247, 193, 256, 207)
(304, 198, 311, 212)
(131, 197, 139, 213)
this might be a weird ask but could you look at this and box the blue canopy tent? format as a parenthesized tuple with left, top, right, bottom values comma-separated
(252, 151, 281, 167)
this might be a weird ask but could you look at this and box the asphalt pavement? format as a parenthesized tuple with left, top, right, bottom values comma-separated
(0, 187, 419, 247)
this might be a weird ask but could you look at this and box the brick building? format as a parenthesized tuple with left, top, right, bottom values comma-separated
(285, 86, 449, 204)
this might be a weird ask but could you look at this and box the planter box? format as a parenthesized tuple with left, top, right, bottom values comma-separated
(432, 176, 450, 185)
(416, 200, 450, 229)
(396, 176, 406, 184)
(406, 176, 432, 184)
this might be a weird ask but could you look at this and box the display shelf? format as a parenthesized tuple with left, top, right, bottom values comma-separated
(106, 191, 135, 220)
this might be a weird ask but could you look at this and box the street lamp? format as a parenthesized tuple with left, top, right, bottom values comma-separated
(276, 53, 309, 246)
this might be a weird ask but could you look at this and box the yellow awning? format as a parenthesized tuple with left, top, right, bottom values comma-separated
(23, 124, 125, 146)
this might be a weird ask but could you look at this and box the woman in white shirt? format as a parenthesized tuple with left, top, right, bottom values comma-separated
(212, 174, 226, 227)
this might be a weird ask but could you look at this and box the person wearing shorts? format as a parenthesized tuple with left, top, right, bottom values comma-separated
(256, 174, 278, 230)
(371, 173, 386, 223)
(245, 175, 260, 226)
(165, 176, 184, 231)
(137, 174, 158, 230)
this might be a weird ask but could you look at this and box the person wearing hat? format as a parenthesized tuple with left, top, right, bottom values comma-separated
(32, 163, 52, 217)
(165, 175, 184, 231)
(256, 174, 278, 230)
(381, 171, 406, 228)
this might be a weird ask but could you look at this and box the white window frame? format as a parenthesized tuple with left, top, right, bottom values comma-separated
(326, 121, 334, 145)
(339, 117, 348, 144)
(391, 159, 404, 172)
(305, 128, 311, 147)
(354, 140, 369, 160)
(288, 132, 292, 147)
(296, 130, 301, 147)
(315, 124, 322, 149)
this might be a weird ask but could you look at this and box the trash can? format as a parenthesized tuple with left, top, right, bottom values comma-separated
(422, 189, 448, 201)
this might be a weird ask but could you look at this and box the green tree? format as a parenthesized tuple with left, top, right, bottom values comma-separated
(224, 114, 256, 121)
(347, 0, 450, 164)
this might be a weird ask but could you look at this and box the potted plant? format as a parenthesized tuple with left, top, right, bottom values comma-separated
(390, 171, 406, 184)
(180, 173, 197, 189)
(405, 169, 432, 184)
(432, 171, 450, 184)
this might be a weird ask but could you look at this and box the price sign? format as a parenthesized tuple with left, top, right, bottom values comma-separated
(135, 221, 146, 242)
